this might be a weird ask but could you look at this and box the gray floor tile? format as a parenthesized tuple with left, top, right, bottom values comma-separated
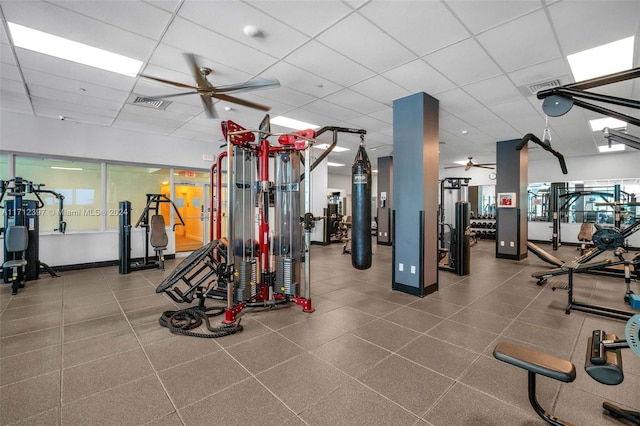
(311, 333, 390, 377)
(298, 378, 419, 425)
(225, 331, 305, 374)
(397, 335, 479, 380)
(61, 375, 175, 425)
(351, 318, 421, 352)
(1, 344, 61, 386)
(62, 348, 154, 403)
(0, 327, 61, 358)
(256, 353, 351, 414)
(62, 327, 140, 368)
(180, 378, 296, 425)
(1, 371, 60, 424)
(359, 354, 454, 416)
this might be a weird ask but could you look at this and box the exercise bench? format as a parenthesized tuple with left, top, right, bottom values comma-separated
(494, 314, 640, 425)
(493, 342, 575, 426)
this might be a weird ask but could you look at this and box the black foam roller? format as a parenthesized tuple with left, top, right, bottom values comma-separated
(351, 144, 372, 269)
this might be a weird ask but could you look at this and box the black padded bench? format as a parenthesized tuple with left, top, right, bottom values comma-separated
(493, 342, 576, 426)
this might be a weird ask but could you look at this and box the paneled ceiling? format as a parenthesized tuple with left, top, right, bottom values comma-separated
(1, 0, 639, 174)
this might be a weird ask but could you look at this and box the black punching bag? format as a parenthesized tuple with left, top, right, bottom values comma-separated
(351, 143, 372, 269)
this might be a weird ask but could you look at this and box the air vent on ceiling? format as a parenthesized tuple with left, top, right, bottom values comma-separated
(131, 96, 171, 110)
(527, 79, 562, 94)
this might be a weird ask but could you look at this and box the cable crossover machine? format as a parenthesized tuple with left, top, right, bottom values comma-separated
(155, 114, 366, 333)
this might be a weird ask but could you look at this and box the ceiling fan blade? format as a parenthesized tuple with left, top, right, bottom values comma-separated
(473, 165, 496, 169)
(213, 78, 281, 94)
(444, 165, 463, 169)
(183, 53, 212, 90)
(212, 93, 271, 111)
(464, 164, 472, 171)
(146, 91, 199, 99)
(200, 95, 217, 119)
(141, 74, 196, 89)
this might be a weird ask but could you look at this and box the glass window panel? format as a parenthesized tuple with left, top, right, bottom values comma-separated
(15, 157, 102, 231)
(106, 165, 171, 229)
(0, 155, 9, 180)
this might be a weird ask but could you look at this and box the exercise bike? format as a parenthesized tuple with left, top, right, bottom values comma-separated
(494, 314, 640, 425)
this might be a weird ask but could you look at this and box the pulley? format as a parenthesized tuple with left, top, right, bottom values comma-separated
(542, 94, 573, 117)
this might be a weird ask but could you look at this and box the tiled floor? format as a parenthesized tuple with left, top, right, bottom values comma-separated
(1, 240, 639, 425)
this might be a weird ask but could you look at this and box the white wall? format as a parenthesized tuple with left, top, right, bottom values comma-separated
(0, 111, 220, 169)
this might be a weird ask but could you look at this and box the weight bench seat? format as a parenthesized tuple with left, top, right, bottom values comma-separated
(494, 342, 576, 383)
(494, 342, 576, 426)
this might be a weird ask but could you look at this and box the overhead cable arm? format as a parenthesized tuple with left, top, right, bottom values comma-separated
(536, 67, 640, 126)
(516, 133, 568, 174)
(603, 127, 640, 151)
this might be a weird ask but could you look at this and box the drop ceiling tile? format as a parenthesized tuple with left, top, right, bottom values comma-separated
(1, 62, 21, 81)
(284, 40, 374, 86)
(1, 42, 16, 65)
(0, 19, 9, 44)
(367, 107, 393, 124)
(1, 78, 27, 95)
(489, 98, 545, 135)
(178, 1, 310, 58)
(141, 0, 180, 13)
(162, 17, 277, 76)
(30, 106, 114, 126)
(341, 114, 391, 133)
(21, 68, 130, 103)
(463, 75, 522, 106)
(0, 90, 32, 114)
(47, 0, 173, 39)
(247, 1, 352, 37)
(456, 108, 518, 140)
(424, 38, 502, 86)
(31, 97, 116, 121)
(445, 0, 543, 34)
(349, 76, 410, 107)
(383, 59, 456, 96)
(359, 1, 469, 56)
(299, 99, 360, 122)
(548, 0, 640, 55)
(254, 86, 315, 108)
(476, 9, 561, 73)
(27, 85, 122, 111)
(2, 0, 155, 59)
(322, 89, 387, 115)
(433, 88, 483, 115)
(17, 49, 137, 92)
(316, 13, 415, 73)
(263, 61, 341, 98)
(157, 101, 203, 117)
(508, 58, 570, 87)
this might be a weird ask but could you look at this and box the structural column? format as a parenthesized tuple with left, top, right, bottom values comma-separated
(376, 156, 392, 246)
(495, 139, 528, 260)
(392, 92, 439, 296)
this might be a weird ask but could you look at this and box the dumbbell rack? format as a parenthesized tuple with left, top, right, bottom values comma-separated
(470, 214, 496, 240)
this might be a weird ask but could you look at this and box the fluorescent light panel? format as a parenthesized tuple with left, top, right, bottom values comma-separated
(271, 116, 320, 130)
(589, 117, 627, 131)
(7, 22, 142, 77)
(598, 144, 625, 153)
(327, 162, 345, 167)
(313, 143, 349, 152)
(50, 166, 83, 171)
(567, 36, 634, 81)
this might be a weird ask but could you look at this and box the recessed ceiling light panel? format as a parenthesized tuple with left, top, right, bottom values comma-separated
(567, 36, 634, 81)
(271, 116, 320, 130)
(598, 144, 625, 153)
(7, 22, 142, 77)
(589, 117, 627, 132)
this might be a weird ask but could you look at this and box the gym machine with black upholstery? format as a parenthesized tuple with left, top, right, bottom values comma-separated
(438, 178, 472, 276)
(528, 219, 640, 321)
(119, 194, 185, 274)
(493, 314, 640, 425)
(1, 177, 63, 294)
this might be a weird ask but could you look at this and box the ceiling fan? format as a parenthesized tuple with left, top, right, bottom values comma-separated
(141, 53, 280, 118)
(444, 157, 496, 171)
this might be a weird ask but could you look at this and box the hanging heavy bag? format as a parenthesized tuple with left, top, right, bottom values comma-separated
(351, 141, 372, 270)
